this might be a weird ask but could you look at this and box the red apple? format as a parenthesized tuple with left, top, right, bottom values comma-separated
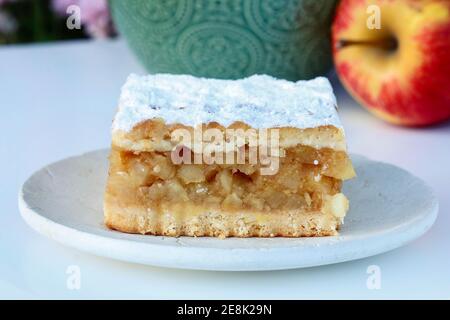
(332, 0, 450, 126)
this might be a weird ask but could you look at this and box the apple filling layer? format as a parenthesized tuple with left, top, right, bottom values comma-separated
(105, 145, 353, 230)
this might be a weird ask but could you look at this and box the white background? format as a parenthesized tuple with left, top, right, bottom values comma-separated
(0, 40, 449, 299)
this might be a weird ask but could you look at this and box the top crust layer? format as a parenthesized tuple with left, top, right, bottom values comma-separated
(112, 120, 348, 153)
(112, 74, 342, 133)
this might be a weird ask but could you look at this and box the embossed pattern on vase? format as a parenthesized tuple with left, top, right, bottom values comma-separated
(111, 0, 337, 80)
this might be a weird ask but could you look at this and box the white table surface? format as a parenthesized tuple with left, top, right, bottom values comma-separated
(1, 39, 449, 299)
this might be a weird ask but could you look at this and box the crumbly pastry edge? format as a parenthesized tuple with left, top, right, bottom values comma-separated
(103, 200, 342, 238)
(111, 120, 349, 153)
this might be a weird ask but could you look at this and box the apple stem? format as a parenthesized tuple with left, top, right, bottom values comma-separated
(337, 38, 398, 51)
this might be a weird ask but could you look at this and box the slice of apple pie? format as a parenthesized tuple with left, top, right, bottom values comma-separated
(104, 74, 355, 237)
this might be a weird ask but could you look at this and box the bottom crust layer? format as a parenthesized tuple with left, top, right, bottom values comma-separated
(104, 203, 341, 238)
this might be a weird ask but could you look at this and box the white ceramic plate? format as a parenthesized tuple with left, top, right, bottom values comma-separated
(19, 150, 438, 271)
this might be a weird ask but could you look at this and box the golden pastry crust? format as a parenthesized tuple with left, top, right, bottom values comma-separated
(104, 201, 341, 237)
(112, 119, 349, 154)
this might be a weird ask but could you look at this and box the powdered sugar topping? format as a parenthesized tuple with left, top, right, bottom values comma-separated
(113, 74, 342, 132)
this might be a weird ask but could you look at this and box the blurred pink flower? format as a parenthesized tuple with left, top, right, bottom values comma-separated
(0, 1, 19, 38)
(51, 0, 75, 14)
(0, 0, 15, 6)
(51, 0, 114, 38)
(0, 10, 17, 35)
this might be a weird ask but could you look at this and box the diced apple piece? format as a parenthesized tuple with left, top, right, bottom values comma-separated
(218, 169, 233, 194)
(204, 165, 219, 182)
(264, 191, 287, 209)
(323, 193, 349, 218)
(129, 160, 151, 186)
(304, 192, 312, 207)
(166, 180, 189, 201)
(204, 195, 222, 206)
(235, 164, 256, 176)
(222, 193, 243, 210)
(243, 195, 265, 211)
(177, 165, 205, 184)
(145, 182, 165, 201)
(150, 154, 175, 180)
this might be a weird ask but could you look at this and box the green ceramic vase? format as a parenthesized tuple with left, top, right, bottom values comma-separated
(110, 0, 338, 81)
